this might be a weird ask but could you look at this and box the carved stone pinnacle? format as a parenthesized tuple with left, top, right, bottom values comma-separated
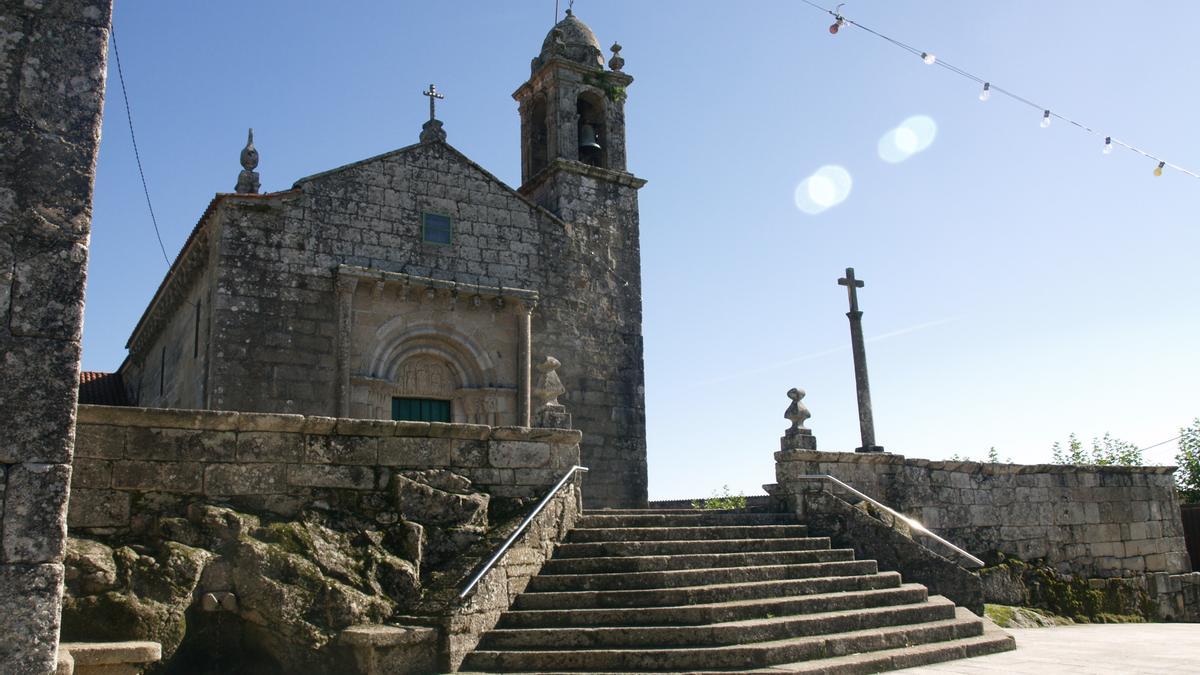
(235, 127, 261, 194)
(609, 42, 625, 71)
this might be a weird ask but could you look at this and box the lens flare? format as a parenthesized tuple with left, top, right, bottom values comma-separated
(878, 115, 938, 163)
(794, 165, 853, 215)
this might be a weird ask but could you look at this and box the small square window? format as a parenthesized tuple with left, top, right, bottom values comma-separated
(422, 212, 452, 244)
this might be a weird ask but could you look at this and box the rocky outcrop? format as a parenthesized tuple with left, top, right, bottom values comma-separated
(61, 470, 497, 673)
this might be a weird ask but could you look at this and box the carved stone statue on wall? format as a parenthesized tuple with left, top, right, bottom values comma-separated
(533, 356, 571, 428)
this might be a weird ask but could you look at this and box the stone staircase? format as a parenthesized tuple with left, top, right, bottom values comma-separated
(461, 508, 1014, 673)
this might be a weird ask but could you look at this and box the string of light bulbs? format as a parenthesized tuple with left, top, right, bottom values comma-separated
(803, 0, 1199, 180)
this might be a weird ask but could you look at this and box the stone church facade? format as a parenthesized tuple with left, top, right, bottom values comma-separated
(110, 12, 647, 507)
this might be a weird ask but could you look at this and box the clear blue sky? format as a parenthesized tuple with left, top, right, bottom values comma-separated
(85, 1, 1200, 499)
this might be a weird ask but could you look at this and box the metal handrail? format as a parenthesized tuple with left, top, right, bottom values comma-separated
(795, 474, 985, 568)
(458, 465, 588, 599)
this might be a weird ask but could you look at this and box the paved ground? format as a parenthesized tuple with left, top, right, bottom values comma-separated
(894, 624, 1200, 674)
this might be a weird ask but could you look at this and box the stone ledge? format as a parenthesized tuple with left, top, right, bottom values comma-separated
(59, 641, 161, 666)
(340, 624, 437, 647)
(78, 406, 583, 445)
(774, 448, 1178, 476)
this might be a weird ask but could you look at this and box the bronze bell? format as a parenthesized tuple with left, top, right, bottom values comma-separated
(579, 123, 602, 151)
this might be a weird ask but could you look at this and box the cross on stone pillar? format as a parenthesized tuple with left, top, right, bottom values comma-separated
(838, 267, 885, 453)
(419, 83, 448, 143)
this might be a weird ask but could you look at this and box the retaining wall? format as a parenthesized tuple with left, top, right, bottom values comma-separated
(70, 405, 581, 534)
(776, 450, 1190, 579)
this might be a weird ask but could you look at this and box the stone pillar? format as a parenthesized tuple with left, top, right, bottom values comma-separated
(517, 303, 533, 427)
(335, 275, 357, 418)
(0, 1, 113, 672)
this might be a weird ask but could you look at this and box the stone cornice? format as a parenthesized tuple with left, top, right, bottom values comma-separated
(336, 265, 540, 307)
(519, 157, 647, 197)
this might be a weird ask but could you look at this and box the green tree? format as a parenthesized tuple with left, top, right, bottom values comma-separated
(1175, 418, 1200, 504)
(692, 485, 747, 511)
(1051, 432, 1142, 466)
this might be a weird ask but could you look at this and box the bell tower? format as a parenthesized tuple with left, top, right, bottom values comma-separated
(514, 11, 649, 507)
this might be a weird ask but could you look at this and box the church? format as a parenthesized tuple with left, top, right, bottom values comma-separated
(87, 11, 648, 508)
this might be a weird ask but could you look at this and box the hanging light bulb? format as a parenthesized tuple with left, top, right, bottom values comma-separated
(1103, 137, 1113, 154)
(979, 82, 991, 101)
(1154, 161, 1165, 177)
(921, 52, 936, 65)
(829, 17, 845, 34)
(1041, 110, 1051, 128)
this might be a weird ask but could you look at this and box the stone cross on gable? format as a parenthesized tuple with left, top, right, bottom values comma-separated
(838, 267, 865, 313)
(419, 84, 448, 143)
(423, 84, 444, 122)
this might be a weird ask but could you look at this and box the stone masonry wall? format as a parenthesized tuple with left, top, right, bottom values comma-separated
(776, 450, 1190, 579)
(193, 141, 645, 506)
(70, 404, 581, 535)
(0, 1, 112, 672)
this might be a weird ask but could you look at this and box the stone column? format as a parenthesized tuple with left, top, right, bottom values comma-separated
(0, 1, 113, 672)
(517, 303, 533, 427)
(335, 275, 358, 418)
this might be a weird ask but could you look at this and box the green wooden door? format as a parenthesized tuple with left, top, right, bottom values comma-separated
(392, 398, 452, 422)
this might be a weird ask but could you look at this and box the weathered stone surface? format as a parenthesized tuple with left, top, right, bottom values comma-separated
(3, 462, 71, 563)
(378, 436, 451, 467)
(490, 441, 550, 468)
(61, 539, 211, 662)
(237, 430, 304, 462)
(777, 450, 1189, 579)
(394, 470, 488, 528)
(0, 337, 79, 464)
(0, 563, 66, 675)
(341, 624, 438, 675)
(306, 434, 379, 464)
(112, 460, 203, 493)
(288, 464, 376, 490)
(205, 463, 287, 495)
(126, 427, 235, 462)
(71, 457, 111, 489)
(67, 488, 130, 528)
(75, 424, 125, 459)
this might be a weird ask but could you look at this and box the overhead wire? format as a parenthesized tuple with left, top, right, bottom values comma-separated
(110, 25, 173, 266)
(797, 0, 1200, 180)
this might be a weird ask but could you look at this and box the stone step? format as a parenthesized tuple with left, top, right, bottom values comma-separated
(744, 617, 1016, 674)
(469, 622, 1015, 675)
(462, 609, 985, 672)
(541, 547, 855, 575)
(526, 560, 879, 593)
(552, 536, 831, 559)
(512, 571, 904, 610)
(479, 596, 958, 650)
(577, 512, 797, 528)
(565, 524, 809, 543)
(497, 584, 930, 629)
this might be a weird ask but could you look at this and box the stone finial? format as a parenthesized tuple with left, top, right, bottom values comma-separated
(782, 388, 817, 451)
(785, 388, 810, 431)
(533, 356, 572, 428)
(235, 128, 261, 194)
(608, 42, 624, 71)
